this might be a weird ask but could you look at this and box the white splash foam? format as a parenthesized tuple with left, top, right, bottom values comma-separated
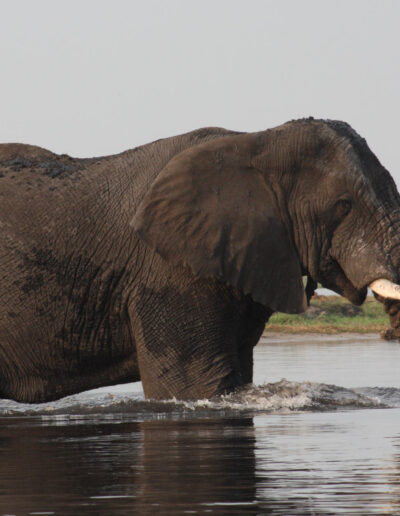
(0, 379, 393, 417)
(165, 379, 387, 413)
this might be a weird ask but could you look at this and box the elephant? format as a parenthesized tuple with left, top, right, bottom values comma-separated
(1, 117, 400, 403)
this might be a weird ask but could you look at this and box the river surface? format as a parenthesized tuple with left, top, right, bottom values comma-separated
(1, 334, 400, 515)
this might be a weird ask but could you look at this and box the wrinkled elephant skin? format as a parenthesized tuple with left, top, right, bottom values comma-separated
(1, 119, 400, 403)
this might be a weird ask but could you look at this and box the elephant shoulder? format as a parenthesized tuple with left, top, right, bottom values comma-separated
(187, 127, 243, 145)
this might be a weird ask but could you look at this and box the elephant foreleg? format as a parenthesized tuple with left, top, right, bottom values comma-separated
(129, 276, 269, 400)
(237, 302, 272, 384)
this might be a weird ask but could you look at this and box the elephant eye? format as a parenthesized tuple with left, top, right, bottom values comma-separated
(334, 198, 352, 219)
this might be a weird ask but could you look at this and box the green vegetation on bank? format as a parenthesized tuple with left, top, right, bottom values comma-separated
(265, 296, 388, 334)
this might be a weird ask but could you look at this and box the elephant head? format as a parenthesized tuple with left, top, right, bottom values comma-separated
(132, 118, 400, 313)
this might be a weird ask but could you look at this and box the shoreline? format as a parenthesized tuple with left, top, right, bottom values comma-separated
(261, 332, 382, 339)
(263, 326, 386, 335)
(259, 332, 388, 344)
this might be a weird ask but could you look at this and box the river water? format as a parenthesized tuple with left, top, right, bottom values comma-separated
(1, 334, 400, 515)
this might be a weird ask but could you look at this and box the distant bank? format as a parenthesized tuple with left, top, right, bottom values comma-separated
(265, 296, 388, 334)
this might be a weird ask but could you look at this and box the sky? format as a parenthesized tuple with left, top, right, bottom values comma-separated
(1, 0, 399, 183)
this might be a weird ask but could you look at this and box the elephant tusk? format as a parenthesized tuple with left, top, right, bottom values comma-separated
(369, 279, 400, 300)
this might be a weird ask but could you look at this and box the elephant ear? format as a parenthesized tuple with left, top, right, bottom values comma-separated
(131, 134, 306, 313)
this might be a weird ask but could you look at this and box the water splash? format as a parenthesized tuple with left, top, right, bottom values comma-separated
(0, 379, 397, 418)
(179, 379, 387, 412)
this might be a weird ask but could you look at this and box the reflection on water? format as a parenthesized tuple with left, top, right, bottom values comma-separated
(1, 335, 400, 515)
(0, 417, 259, 515)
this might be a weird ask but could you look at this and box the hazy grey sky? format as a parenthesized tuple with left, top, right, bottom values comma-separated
(1, 0, 399, 182)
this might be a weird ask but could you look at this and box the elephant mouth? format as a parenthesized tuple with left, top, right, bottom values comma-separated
(316, 253, 367, 305)
(319, 251, 400, 304)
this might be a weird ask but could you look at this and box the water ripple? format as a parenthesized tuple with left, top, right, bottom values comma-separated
(0, 379, 396, 418)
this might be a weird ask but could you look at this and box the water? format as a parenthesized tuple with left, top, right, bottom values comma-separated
(1, 334, 400, 515)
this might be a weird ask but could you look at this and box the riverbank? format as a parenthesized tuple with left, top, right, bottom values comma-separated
(264, 296, 388, 334)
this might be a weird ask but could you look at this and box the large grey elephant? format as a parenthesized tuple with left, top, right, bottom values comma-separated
(1, 118, 400, 403)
